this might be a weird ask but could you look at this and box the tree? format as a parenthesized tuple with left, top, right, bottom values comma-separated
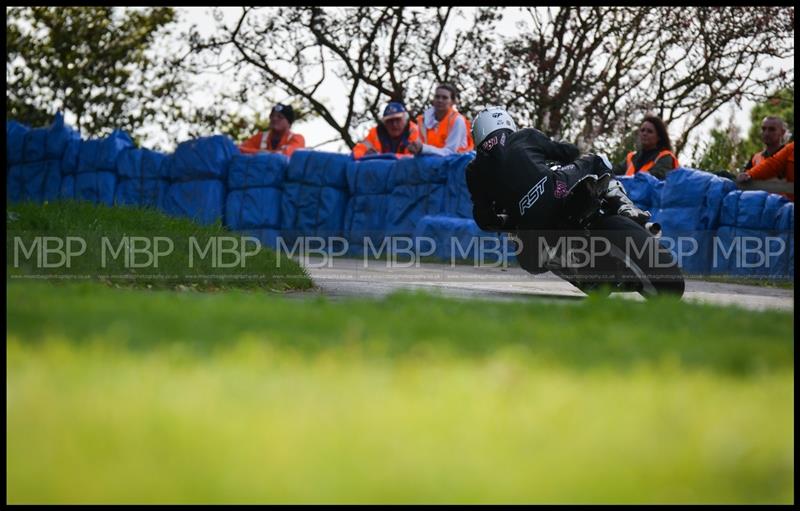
(187, 6, 794, 155)
(689, 119, 748, 173)
(689, 88, 794, 173)
(187, 7, 501, 149)
(472, 6, 794, 155)
(6, 7, 191, 146)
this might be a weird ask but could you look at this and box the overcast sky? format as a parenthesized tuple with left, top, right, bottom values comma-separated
(152, 6, 793, 162)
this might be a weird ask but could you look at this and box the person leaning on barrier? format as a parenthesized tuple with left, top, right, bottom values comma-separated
(239, 103, 305, 157)
(736, 140, 795, 202)
(742, 116, 788, 172)
(352, 102, 420, 159)
(406, 83, 474, 157)
(612, 115, 679, 180)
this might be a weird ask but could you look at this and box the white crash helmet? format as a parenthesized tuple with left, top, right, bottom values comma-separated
(472, 106, 517, 147)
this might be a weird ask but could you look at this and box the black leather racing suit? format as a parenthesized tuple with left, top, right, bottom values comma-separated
(465, 127, 612, 273)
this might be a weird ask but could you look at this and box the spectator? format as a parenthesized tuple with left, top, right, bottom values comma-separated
(742, 116, 788, 172)
(407, 83, 474, 156)
(239, 103, 305, 157)
(613, 115, 679, 180)
(736, 141, 794, 202)
(352, 102, 420, 159)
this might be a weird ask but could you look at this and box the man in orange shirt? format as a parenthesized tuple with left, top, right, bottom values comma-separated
(239, 103, 305, 157)
(737, 141, 795, 201)
(742, 116, 787, 172)
(352, 102, 420, 159)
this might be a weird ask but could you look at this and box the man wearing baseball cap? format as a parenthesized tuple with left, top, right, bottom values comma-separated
(352, 101, 420, 159)
(240, 103, 306, 157)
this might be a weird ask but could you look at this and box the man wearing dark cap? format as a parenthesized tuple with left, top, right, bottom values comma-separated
(240, 103, 306, 157)
(352, 101, 421, 159)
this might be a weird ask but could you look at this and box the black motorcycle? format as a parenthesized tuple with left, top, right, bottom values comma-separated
(502, 173, 686, 299)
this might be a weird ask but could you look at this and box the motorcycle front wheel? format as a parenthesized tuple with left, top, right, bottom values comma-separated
(547, 214, 686, 299)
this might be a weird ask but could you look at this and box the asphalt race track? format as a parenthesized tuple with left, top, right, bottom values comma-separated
(294, 256, 794, 312)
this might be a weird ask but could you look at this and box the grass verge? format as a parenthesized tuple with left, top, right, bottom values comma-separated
(689, 274, 794, 289)
(7, 201, 312, 291)
(6, 280, 794, 503)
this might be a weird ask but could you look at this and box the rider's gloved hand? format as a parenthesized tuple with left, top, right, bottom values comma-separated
(616, 203, 652, 223)
(604, 178, 652, 225)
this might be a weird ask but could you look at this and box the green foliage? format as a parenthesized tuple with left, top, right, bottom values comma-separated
(605, 127, 639, 171)
(690, 89, 794, 172)
(690, 123, 748, 173)
(188, 7, 793, 155)
(742, 87, 794, 159)
(186, 108, 274, 145)
(6, 7, 189, 144)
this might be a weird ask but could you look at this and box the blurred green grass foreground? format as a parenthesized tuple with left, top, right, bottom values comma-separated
(6, 202, 795, 503)
(7, 281, 794, 504)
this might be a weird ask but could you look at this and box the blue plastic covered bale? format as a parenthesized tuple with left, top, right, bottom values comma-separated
(718, 190, 789, 230)
(775, 202, 794, 278)
(115, 178, 168, 209)
(712, 226, 788, 277)
(44, 112, 81, 160)
(117, 148, 169, 180)
(170, 135, 239, 182)
(228, 153, 288, 190)
(281, 151, 351, 240)
(388, 154, 449, 188)
(77, 130, 135, 174)
(711, 190, 792, 277)
(651, 206, 713, 276)
(346, 157, 394, 195)
(61, 139, 82, 176)
(617, 171, 664, 212)
(281, 183, 349, 239)
(443, 152, 476, 218)
(113, 147, 170, 209)
(7, 160, 62, 203)
(384, 155, 451, 237)
(16, 112, 79, 164)
(413, 214, 511, 263)
(74, 171, 117, 206)
(164, 179, 226, 225)
(650, 168, 737, 275)
(60, 174, 75, 200)
(386, 183, 447, 236)
(343, 194, 391, 254)
(22, 127, 48, 164)
(7, 120, 30, 168)
(225, 187, 283, 230)
(343, 158, 395, 251)
(658, 168, 736, 230)
(287, 150, 349, 188)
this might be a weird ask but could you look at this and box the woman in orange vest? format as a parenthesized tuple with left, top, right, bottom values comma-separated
(352, 102, 420, 159)
(737, 140, 794, 202)
(407, 83, 474, 156)
(614, 115, 679, 179)
(239, 103, 305, 157)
